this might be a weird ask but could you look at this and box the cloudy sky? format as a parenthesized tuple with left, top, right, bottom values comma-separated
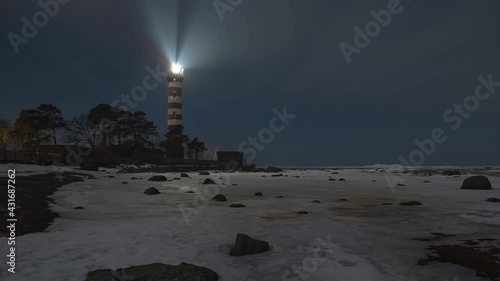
(1, 0, 499, 166)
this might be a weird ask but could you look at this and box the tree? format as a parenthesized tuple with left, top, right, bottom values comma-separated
(125, 111, 159, 147)
(88, 104, 122, 146)
(64, 114, 100, 151)
(187, 138, 207, 160)
(0, 119, 12, 160)
(35, 104, 66, 145)
(10, 109, 51, 149)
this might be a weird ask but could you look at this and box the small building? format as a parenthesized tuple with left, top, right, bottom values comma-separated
(216, 151, 245, 170)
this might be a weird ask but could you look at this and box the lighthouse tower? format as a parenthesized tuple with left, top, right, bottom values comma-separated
(165, 64, 185, 160)
(167, 64, 184, 132)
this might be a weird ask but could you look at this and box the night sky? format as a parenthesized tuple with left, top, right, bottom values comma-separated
(1, 0, 499, 166)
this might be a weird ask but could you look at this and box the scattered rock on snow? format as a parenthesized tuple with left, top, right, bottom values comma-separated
(461, 176, 492, 190)
(486, 198, 500, 203)
(254, 192, 263, 196)
(148, 175, 167, 182)
(203, 178, 216, 185)
(74, 206, 84, 210)
(311, 200, 321, 204)
(229, 233, 270, 256)
(443, 170, 461, 176)
(399, 201, 422, 206)
(212, 194, 227, 202)
(229, 204, 245, 208)
(144, 187, 161, 195)
(180, 173, 189, 178)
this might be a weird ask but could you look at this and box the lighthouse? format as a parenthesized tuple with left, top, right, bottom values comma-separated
(165, 64, 185, 160)
(167, 64, 184, 132)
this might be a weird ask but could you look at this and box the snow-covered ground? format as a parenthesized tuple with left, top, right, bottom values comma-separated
(1, 166, 499, 281)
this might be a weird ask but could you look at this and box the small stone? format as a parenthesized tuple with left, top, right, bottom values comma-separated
(338, 178, 346, 181)
(144, 187, 161, 195)
(254, 192, 263, 196)
(148, 175, 168, 182)
(399, 201, 422, 206)
(180, 173, 189, 177)
(275, 196, 284, 198)
(203, 178, 216, 185)
(122, 181, 128, 184)
(311, 200, 321, 204)
(199, 171, 210, 175)
(229, 204, 245, 208)
(213, 194, 227, 202)
(74, 206, 84, 210)
(486, 198, 500, 203)
(297, 211, 309, 214)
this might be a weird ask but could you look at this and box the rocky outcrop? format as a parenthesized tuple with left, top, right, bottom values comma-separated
(85, 262, 218, 281)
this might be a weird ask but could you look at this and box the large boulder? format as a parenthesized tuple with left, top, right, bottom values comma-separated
(144, 187, 161, 195)
(229, 234, 270, 256)
(461, 176, 492, 190)
(85, 262, 218, 281)
(148, 175, 168, 182)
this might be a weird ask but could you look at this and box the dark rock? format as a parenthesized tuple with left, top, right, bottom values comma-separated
(338, 199, 348, 202)
(144, 187, 161, 195)
(148, 175, 168, 182)
(443, 170, 461, 176)
(338, 178, 346, 182)
(84, 262, 219, 281)
(180, 173, 189, 178)
(275, 196, 284, 198)
(329, 179, 336, 181)
(297, 211, 309, 214)
(265, 166, 283, 173)
(461, 176, 492, 190)
(397, 184, 406, 187)
(229, 204, 245, 208)
(271, 174, 284, 177)
(122, 181, 128, 184)
(173, 177, 181, 180)
(131, 177, 138, 180)
(203, 178, 216, 185)
(399, 201, 422, 206)
(107, 175, 114, 178)
(424, 181, 431, 183)
(486, 198, 500, 203)
(212, 194, 227, 202)
(232, 184, 237, 186)
(229, 234, 270, 256)
(186, 191, 195, 194)
(372, 180, 377, 182)
(311, 200, 321, 203)
(382, 203, 393, 206)
(87, 175, 97, 180)
(254, 192, 263, 196)
(74, 206, 84, 210)
(199, 171, 210, 176)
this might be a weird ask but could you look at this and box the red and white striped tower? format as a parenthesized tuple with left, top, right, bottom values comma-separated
(167, 64, 184, 133)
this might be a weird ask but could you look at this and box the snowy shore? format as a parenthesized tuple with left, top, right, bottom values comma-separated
(0, 165, 499, 281)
